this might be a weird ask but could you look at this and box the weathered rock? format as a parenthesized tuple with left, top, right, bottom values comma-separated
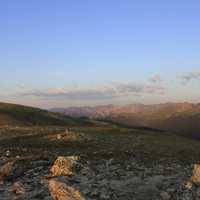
(99, 188, 110, 200)
(12, 181, 25, 195)
(160, 191, 170, 200)
(181, 192, 193, 200)
(48, 179, 85, 200)
(191, 164, 200, 184)
(147, 175, 165, 188)
(135, 185, 159, 200)
(184, 181, 193, 189)
(57, 134, 62, 140)
(196, 187, 200, 197)
(0, 161, 15, 181)
(0, 152, 199, 200)
(50, 156, 79, 177)
(80, 167, 90, 176)
(0, 158, 32, 182)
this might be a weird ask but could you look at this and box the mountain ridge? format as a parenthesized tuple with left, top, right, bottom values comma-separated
(51, 102, 200, 138)
(50, 102, 200, 118)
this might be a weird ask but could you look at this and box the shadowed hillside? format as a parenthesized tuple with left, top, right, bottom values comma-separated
(108, 111, 200, 139)
(52, 103, 200, 139)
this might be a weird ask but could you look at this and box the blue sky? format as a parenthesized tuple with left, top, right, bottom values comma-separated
(0, 0, 200, 108)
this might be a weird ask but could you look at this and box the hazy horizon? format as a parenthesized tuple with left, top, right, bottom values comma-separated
(1, 0, 200, 108)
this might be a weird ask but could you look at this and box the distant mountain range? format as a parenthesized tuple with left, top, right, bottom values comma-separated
(1, 101, 200, 139)
(51, 102, 200, 138)
(51, 102, 200, 118)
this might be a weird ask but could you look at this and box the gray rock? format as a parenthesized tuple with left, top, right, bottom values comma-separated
(147, 175, 165, 188)
(160, 191, 171, 200)
(135, 185, 159, 200)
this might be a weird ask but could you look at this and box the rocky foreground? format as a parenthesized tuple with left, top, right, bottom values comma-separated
(0, 154, 200, 200)
(1, 125, 200, 200)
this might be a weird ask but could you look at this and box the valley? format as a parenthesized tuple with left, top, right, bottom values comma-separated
(0, 103, 200, 199)
(52, 102, 200, 139)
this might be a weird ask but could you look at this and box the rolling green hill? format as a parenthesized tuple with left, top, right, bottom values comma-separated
(0, 102, 92, 126)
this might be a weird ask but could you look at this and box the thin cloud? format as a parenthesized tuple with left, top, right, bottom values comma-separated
(177, 71, 200, 84)
(149, 75, 163, 83)
(19, 82, 166, 101)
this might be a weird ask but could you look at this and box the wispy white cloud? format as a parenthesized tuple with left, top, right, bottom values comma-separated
(18, 82, 165, 101)
(177, 71, 200, 84)
(149, 74, 163, 83)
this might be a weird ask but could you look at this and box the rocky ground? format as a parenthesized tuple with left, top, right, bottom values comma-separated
(0, 153, 200, 200)
(1, 125, 200, 199)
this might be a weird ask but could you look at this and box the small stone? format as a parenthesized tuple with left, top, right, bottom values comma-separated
(184, 181, 193, 189)
(65, 129, 69, 134)
(57, 134, 62, 140)
(196, 187, 200, 197)
(82, 188, 90, 195)
(12, 181, 25, 195)
(160, 191, 170, 200)
(0, 161, 15, 181)
(90, 188, 99, 197)
(135, 185, 159, 200)
(80, 167, 90, 175)
(100, 191, 110, 200)
(5, 150, 11, 157)
(147, 175, 165, 188)
(106, 158, 114, 167)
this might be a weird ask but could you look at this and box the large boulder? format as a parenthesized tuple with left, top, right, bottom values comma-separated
(50, 156, 79, 177)
(48, 179, 84, 200)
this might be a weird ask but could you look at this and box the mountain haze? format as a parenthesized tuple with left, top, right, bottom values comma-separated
(51, 102, 200, 138)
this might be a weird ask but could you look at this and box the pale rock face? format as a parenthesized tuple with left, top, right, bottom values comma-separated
(48, 179, 85, 200)
(50, 156, 79, 177)
(191, 164, 200, 184)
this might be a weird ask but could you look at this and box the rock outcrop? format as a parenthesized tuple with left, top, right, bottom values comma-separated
(1, 155, 200, 200)
(50, 156, 79, 177)
(49, 179, 85, 200)
(191, 164, 200, 184)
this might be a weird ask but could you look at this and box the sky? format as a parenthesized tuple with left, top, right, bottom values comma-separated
(0, 0, 200, 108)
